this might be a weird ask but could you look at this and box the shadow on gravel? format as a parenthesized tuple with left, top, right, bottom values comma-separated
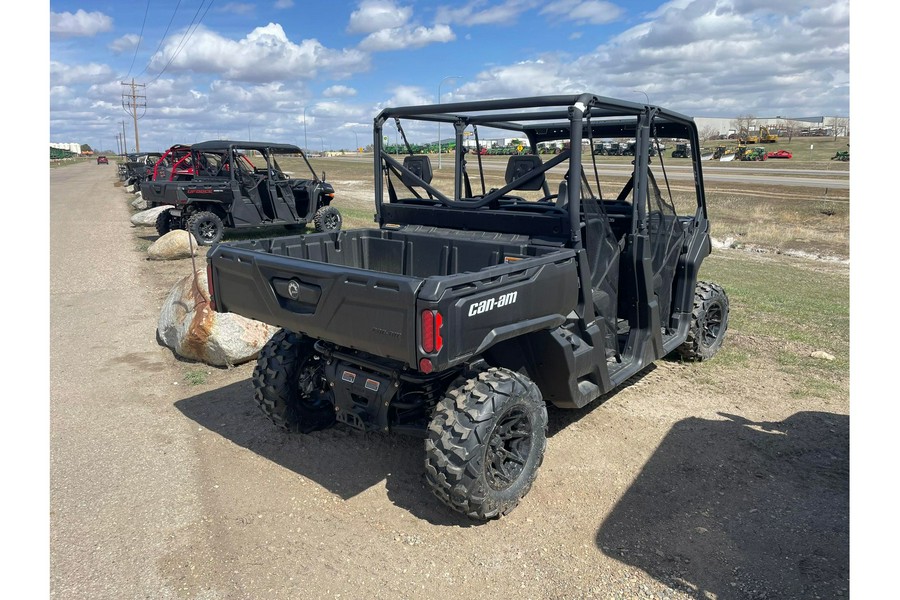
(595, 411, 849, 599)
(174, 380, 476, 527)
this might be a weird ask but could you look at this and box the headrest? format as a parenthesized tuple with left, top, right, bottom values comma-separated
(402, 155, 433, 185)
(504, 155, 545, 190)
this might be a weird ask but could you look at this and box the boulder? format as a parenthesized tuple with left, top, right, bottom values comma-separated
(125, 184, 136, 193)
(131, 195, 149, 210)
(131, 205, 171, 227)
(810, 350, 836, 361)
(157, 269, 277, 367)
(148, 230, 199, 261)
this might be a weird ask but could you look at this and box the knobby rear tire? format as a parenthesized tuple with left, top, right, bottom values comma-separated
(252, 329, 335, 433)
(425, 367, 547, 521)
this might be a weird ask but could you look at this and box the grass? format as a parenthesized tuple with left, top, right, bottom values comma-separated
(184, 369, 209, 386)
(698, 251, 849, 385)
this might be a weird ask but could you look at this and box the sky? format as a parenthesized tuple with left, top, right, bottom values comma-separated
(48, 0, 850, 153)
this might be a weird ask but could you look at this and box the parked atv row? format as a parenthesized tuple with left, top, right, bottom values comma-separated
(120, 140, 343, 245)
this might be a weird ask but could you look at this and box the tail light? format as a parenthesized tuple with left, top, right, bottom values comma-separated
(206, 264, 216, 311)
(420, 309, 443, 354)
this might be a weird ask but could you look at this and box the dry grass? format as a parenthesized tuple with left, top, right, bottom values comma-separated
(276, 153, 849, 259)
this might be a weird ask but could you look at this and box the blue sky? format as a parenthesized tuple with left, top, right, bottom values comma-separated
(48, 0, 850, 153)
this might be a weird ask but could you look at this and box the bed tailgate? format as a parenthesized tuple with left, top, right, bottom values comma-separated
(208, 245, 424, 365)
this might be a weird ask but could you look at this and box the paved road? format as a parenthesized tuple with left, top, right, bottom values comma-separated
(330, 154, 849, 189)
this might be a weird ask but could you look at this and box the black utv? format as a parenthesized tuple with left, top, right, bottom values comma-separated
(206, 94, 730, 520)
(154, 141, 341, 245)
(121, 152, 164, 186)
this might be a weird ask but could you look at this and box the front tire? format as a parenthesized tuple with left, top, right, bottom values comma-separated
(425, 367, 548, 521)
(313, 205, 342, 233)
(252, 329, 335, 433)
(676, 281, 729, 361)
(187, 210, 224, 245)
(155, 209, 173, 237)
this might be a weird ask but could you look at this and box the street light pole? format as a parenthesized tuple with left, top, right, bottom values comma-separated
(303, 106, 308, 153)
(438, 75, 460, 169)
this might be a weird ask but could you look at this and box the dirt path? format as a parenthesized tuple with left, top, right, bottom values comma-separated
(50, 162, 848, 599)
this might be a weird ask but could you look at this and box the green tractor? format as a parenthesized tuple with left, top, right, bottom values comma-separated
(742, 146, 768, 161)
(831, 150, 849, 162)
(671, 143, 692, 158)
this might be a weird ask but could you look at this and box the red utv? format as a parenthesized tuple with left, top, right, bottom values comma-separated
(150, 144, 196, 181)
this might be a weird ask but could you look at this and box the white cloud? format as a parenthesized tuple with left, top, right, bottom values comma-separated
(109, 34, 140, 54)
(274, 0, 295, 8)
(359, 24, 455, 51)
(146, 23, 370, 83)
(347, 0, 413, 34)
(540, 1, 624, 25)
(379, 86, 433, 108)
(455, 1, 849, 117)
(323, 85, 358, 97)
(435, 1, 539, 26)
(457, 59, 583, 100)
(49, 61, 114, 86)
(218, 3, 255, 15)
(50, 10, 113, 37)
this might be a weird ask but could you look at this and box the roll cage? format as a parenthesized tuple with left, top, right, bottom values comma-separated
(373, 93, 708, 246)
(189, 140, 323, 183)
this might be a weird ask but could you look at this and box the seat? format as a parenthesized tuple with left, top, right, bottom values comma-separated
(555, 180, 568, 210)
(401, 155, 433, 186)
(504, 155, 546, 191)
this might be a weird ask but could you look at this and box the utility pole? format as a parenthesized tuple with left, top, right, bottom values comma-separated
(121, 79, 146, 152)
(121, 120, 128, 156)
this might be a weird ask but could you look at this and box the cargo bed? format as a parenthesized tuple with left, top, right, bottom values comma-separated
(207, 227, 579, 369)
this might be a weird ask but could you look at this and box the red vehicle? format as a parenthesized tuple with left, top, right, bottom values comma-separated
(766, 149, 792, 159)
(96, 156, 108, 164)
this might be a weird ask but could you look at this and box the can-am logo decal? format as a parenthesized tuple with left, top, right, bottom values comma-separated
(468, 291, 518, 317)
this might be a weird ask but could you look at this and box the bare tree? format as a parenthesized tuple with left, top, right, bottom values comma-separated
(777, 119, 804, 143)
(699, 125, 719, 142)
(828, 117, 850, 140)
(730, 115, 757, 142)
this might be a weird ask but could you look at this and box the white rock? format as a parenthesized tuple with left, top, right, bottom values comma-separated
(148, 230, 199, 261)
(810, 350, 835, 361)
(157, 269, 277, 367)
(131, 196, 149, 210)
(130, 205, 172, 227)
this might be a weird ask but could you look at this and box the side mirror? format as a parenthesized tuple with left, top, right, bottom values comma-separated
(321, 171, 326, 182)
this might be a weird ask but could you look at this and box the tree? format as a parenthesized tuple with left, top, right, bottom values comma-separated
(699, 125, 719, 141)
(776, 119, 805, 143)
(730, 115, 756, 142)
(80, 143, 93, 153)
(828, 117, 850, 140)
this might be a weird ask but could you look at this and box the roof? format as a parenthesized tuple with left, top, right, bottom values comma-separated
(375, 93, 697, 141)
(190, 140, 303, 154)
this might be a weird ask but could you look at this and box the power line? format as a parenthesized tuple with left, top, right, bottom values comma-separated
(124, 0, 152, 79)
(137, 0, 184, 79)
(148, 0, 216, 85)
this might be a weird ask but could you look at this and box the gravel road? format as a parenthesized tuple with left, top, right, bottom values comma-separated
(49, 162, 849, 599)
